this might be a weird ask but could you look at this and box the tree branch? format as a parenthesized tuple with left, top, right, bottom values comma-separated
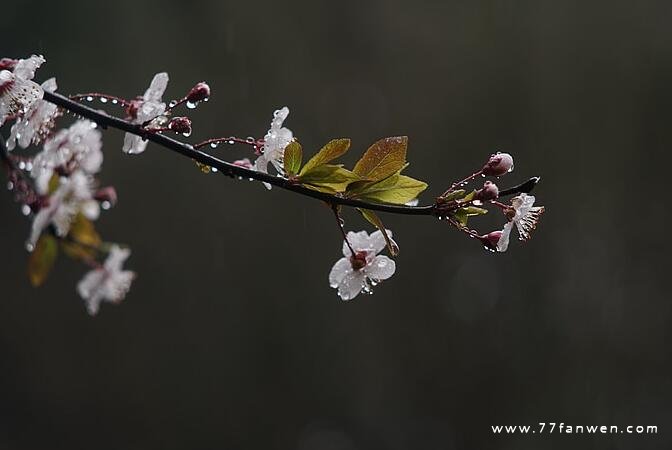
(39, 91, 537, 216)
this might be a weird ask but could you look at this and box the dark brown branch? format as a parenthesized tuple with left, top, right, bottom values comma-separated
(39, 91, 537, 216)
(43, 91, 436, 216)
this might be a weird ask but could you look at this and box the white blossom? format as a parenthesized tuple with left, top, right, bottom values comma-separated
(253, 107, 293, 188)
(329, 230, 396, 300)
(496, 193, 545, 252)
(28, 171, 100, 248)
(77, 245, 135, 316)
(6, 78, 59, 150)
(32, 119, 103, 194)
(122, 72, 169, 154)
(0, 55, 45, 126)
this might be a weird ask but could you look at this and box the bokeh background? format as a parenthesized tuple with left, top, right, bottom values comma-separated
(1, 1, 671, 449)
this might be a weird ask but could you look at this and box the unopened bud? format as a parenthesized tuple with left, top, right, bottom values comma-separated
(95, 186, 118, 207)
(482, 152, 514, 176)
(186, 82, 210, 104)
(168, 116, 192, 135)
(475, 180, 499, 201)
(480, 230, 503, 251)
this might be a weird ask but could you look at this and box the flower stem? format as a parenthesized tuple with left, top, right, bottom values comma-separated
(331, 204, 356, 256)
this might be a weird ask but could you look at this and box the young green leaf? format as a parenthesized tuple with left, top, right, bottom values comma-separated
(283, 141, 303, 176)
(299, 138, 351, 176)
(440, 189, 466, 202)
(28, 234, 59, 287)
(358, 208, 400, 256)
(451, 206, 489, 227)
(357, 175, 428, 205)
(299, 164, 361, 193)
(353, 136, 408, 182)
(61, 214, 102, 261)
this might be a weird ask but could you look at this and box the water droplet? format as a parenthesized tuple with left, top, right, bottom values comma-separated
(182, 131, 192, 137)
(7, 181, 14, 190)
(211, 167, 218, 173)
(25, 242, 34, 252)
(210, 142, 219, 149)
(25, 162, 33, 171)
(86, 96, 93, 102)
(101, 200, 111, 210)
(228, 140, 234, 145)
(100, 97, 108, 103)
(186, 101, 197, 109)
(21, 204, 31, 215)
(169, 100, 177, 108)
(111, 99, 118, 105)
(18, 161, 26, 170)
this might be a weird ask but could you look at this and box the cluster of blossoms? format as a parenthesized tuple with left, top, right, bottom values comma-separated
(1, 55, 135, 315)
(1, 53, 545, 313)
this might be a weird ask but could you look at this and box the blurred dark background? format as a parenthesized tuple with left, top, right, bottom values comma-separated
(1, 1, 671, 449)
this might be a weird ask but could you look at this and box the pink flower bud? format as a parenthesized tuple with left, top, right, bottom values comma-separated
(95, 186, 118, 207)
(168, 116, 192, 135)
(0, 58, 17, 71)
(186, 82, 210, 104)
(479, 230, 503, 251)
(475, 180, 499, 201)
(482, 152, 514, 176)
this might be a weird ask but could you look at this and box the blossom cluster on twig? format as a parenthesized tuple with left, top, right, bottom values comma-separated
(0, 54, 545, 313)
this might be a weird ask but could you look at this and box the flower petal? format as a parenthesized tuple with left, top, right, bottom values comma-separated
(13, 55, 45, 80)
(143, 72, 168, 102)
(365, 255, 396, 281)
(368, 229, 392, 255)
(497, 222, 514, 252)
(122, 133, 147, 154)
(343, 230, 369, 256)
(329, 257, 351, 288)
(338, 270, 366, 301)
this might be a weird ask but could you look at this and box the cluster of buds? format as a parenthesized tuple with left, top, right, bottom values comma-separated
(435, 152, 544, 252)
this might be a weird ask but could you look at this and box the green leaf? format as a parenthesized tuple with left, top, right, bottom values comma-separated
(28, 235, 58, 287)
(299, 138, 351, 175)
(353, 136, 408, 182)
(461, 190, 477, 202)
(452, 208, 469, 227)
(451, 206, 488, 227)
(358, 175, 428, 205)
(358, 208, 400, 256)
(283, 141, 303, 176)
(462, 206, 489, 216)
(299, 164, 361, 193)
(61, 214, 102, 261)
(440, 189, 466, 202)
